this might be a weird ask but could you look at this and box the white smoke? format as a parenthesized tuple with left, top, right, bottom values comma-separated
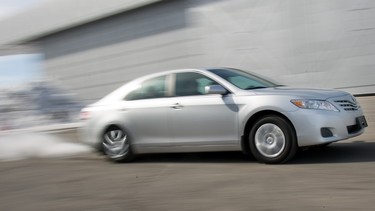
(0, 133, 92, 161)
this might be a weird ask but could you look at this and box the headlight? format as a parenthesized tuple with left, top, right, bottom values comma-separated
(291, 99, 339, 112)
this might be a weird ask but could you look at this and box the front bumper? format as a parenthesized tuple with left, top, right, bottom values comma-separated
(285, 108, 367, 147)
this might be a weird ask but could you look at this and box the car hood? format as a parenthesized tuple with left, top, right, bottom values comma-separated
(250, 86, 349, 100)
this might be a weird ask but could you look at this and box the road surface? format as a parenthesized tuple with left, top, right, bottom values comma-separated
(0, 132, 374, 211)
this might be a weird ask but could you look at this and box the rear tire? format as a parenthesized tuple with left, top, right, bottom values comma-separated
(102, 126, 134, 162)
(249, 115, 297, 164)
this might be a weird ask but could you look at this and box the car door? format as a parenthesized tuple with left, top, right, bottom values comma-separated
(169, 72, 240, 150)
(120, 74, 175, 151)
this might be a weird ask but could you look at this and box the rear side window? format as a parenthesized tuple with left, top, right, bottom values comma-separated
(125, 76, 167, 101)
(175, 72, 219, 96)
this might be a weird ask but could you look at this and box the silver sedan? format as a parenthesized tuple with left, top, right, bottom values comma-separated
(80, 68, 367, 164)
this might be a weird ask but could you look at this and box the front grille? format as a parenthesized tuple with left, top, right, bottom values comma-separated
(334, 99, 359, 111)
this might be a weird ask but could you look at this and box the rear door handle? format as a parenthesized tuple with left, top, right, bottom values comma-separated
(170, 103, 183, 109)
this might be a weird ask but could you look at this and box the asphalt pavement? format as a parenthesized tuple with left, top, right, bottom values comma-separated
(0, 131, 374, 211)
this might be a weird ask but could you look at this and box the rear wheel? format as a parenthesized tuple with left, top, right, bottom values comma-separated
(249, 115, 297, 164)
(102, 126, 134, 162)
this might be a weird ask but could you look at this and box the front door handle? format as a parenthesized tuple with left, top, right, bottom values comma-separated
(170, 103, 183, 109)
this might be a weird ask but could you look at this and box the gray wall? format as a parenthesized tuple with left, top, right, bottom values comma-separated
(38, 0, 375, 103)
(188, 0, 375, 95)
(42, 1, 191, 102)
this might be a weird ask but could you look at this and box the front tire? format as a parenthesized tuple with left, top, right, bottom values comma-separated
(249, 115, 297, 164)
(102, 126, 134, 162)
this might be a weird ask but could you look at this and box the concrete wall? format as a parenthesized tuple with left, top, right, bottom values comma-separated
(0, 0, 162, 46)
(186, 0, 375, 94)
(37, 0, 375, 102)
(41, 1, 191, 102)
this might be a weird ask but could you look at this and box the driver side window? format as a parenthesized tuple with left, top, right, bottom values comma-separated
(175, 72, 219, 96)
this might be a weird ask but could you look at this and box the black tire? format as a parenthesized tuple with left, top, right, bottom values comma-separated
(102, 126, 134, 162)
(249, 115, 297, 164)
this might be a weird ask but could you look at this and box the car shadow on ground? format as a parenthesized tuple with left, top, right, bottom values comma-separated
(134, 151, 250, 163)
(132, 140, 375, 164)
(290, 140, 375, 164)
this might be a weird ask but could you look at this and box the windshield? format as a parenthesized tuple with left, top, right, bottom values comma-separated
(207, 68, 279, 90)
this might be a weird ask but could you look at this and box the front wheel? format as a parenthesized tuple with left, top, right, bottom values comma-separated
(249, 115, 297, 164)
(102, 126, 134, 162)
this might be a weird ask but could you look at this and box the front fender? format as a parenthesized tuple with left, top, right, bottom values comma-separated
(235, 95, 298, 136)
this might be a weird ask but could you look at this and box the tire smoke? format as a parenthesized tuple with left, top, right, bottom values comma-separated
(0, 133, 92, 161)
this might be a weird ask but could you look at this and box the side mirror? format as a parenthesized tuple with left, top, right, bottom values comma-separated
(205, 85, 228, 95)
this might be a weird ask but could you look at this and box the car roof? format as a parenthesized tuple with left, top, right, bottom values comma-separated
(93, 67, 242, 104)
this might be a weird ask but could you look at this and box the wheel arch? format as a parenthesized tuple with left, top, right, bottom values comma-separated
(241, 110, 297, 154)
